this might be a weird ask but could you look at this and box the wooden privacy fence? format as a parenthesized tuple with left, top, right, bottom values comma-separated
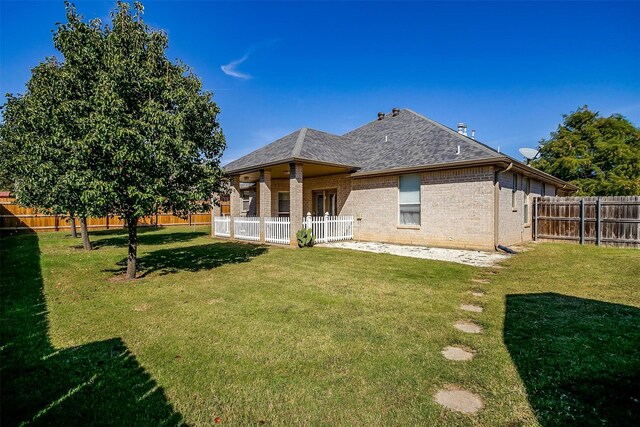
(0, 197, 211, 233)
(534, 196, 640, 248)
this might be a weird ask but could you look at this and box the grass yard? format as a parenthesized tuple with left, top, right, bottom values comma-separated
(1, 226, 639, 426)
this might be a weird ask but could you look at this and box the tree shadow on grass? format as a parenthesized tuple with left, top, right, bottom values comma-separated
(92, 230, 208, 249)
(0, 234, 186, 426)
(504, 293, 640, 426)
(108, 242, 268, 278)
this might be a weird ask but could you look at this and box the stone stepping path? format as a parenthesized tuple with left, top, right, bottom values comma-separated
(434, 386, 484, 414)
(472, 278, 489, 284)
(460, 303, 483, 313)
(441, 346, 474, 361)
(454, 320, 483, 334)
(471, 291, 484, 297)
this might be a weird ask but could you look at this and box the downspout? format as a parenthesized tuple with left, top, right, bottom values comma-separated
(493, 163, 513, 250)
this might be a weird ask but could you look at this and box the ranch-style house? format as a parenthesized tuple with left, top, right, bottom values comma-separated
(213, 108, 576, 249)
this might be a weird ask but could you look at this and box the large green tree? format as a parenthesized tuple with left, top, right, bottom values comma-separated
(1, 1, 226, 278)
(0, 53, 98, 248)
(532, 106, 640, 195)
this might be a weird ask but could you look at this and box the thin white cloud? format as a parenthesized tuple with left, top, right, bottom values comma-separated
(221, 54, 252, 80)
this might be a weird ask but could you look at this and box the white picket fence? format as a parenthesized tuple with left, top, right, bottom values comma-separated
(305, 214, 354, 243)
(265, 217, 291, 244)
(213, 214, 353, 245)
(233, 217, 260, 241)
(213, 216, 230, 237)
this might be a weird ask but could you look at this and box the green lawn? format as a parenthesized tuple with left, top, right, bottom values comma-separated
(1, 226, 639, 426)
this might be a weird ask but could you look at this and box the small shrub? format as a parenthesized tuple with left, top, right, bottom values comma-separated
(296, 228, 315, 248)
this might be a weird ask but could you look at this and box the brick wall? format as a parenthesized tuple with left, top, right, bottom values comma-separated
(497, 170, 555, 246)
(230, 166, 561, 250)
(302, 174, 352, 215)
(270, 179, 290, 215)
(345, 166, 496, 250)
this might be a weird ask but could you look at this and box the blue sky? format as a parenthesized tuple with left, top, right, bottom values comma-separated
(2, 1, 639, 164)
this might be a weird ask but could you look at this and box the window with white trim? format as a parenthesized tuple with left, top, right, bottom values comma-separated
(241, 191, 251, 212)
(399, 174, 421, 226)
(278, 192, 290, 217)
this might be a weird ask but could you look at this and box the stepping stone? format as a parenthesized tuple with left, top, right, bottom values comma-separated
(460, 304, 483, 313)
(471, 291, 485, 297)
(454, 321, 483, 334)
(434, 386, 484, 414)
(472, 278, 489, 284)
(441, 346, 474, 361)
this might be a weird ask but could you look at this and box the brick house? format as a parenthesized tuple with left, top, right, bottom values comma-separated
(217, 108, 576, 250)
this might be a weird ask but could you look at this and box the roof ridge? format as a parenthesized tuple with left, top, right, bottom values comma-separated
(291, 127, 307, 157)
(305, 127, 353, 140)
(403, 109, 501, 157)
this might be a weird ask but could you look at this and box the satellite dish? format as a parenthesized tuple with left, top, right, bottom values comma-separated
(519, 147, 539, 162)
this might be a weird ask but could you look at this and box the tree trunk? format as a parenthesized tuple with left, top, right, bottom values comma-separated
(70, 216, 78, 238)
(80, 217, 92, 250)
(126, 218, 138, 280)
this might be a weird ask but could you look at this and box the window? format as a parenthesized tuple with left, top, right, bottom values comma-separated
(523, 177, 530, 224)
(512, 174, 518, 210)
(541, 182, 546, 197)
(241, 191, 251, 212)
(278, 192, 290, 216)
(399, 174, 421, 226)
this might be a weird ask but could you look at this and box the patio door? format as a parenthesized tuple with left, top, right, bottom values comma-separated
(315, 193, 324, 216)
(327, 191, 337, 216)
(312, 189, 337, 215)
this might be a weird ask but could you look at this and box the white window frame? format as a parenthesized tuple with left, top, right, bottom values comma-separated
(241, 191, 251, 213)
(277, 192, 290, 217)
(398, 174, 421, 227)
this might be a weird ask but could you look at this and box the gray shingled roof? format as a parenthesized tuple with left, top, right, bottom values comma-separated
(224, 128, 360, 173)
(344, 109, 501, 172)
(224, 109, 504, 173)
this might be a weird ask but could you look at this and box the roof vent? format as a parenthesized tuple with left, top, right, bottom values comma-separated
(392, 108, 400, 117)
(457, 123, 468, 136)
(378, 112, 385, 120)
(471, 129, 476, 140)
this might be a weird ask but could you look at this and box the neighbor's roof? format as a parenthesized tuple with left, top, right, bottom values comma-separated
(224, 109, 575, 189)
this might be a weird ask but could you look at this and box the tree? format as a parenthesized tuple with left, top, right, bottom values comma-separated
(87, 1, 225, 278)
(532, 106, 640, 196)
(0, 4, 105, 249)
(1, 1, 225, 277)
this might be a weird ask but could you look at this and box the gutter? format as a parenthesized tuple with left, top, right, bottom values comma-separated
(494, 162, 513, 250)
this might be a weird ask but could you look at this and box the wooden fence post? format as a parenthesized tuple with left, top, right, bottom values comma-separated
(54, 215, 59, 232)
(596, 197, 601, 246)
(106, 215, 109, 230)
(533, 197, 538, 241)
(579, 198, 585, 245)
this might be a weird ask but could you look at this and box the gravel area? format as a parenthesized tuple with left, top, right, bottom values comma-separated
(322, 241, 510, 267)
